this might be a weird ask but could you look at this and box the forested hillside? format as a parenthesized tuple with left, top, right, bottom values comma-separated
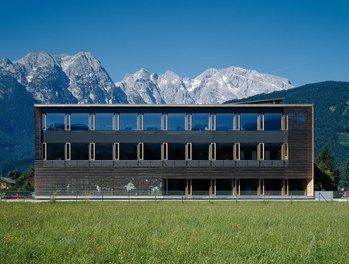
(226, 81, 349, 171)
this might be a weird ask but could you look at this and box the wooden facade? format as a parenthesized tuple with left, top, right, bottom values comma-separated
(34, 104, 313, 198)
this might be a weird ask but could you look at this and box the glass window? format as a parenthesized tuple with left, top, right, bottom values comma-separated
(192, 143, 209, 160)
(240, 113, 258, 131)
(240, 144, 257, 160)
(216, 113, 234, 130)
(46, 113, 65, 131)
(144, 143, 161, 160)
(265, 143, 282, 160)
(264, 113, 282, 130)
(95, 144, 113, 160)
(71, 143, 89, 160)
(192, 113, 209, 131)
(47, 143, 65, 160)
(119, 143, 137, 160)
(168, 143, 186, 160)
(168, 113, 186, 131)
(143, 113, 162, 130)
(216, 143, 233, 160)
(120, 113, 138, 130)
(71, 113, 89, 130)
(96, 113, 113, 130)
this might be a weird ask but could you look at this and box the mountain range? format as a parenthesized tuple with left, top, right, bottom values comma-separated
(0, 52, 293, 105)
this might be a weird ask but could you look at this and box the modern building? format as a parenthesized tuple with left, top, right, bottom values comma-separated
(34, 100, 313, 199)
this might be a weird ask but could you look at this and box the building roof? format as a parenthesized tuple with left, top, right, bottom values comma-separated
(0, 177, 16, 184)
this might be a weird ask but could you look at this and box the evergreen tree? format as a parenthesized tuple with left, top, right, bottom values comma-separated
(315, 145, 340, 190)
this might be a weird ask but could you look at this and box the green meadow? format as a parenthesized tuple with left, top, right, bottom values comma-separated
(0, 201, 348, 263)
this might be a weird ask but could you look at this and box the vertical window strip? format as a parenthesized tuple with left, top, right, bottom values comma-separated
(210, 143, 216, 160)
(258, 143, 265, 160)
(210, 113, 216, 130)
(89, 143, 95, 160)
(42, 113, 46, 130)
(162, 113, 168, 130)
(258, 114, 264, 130)
(113, 113, 119, 130)
(185, 143, 192, 160)
(89, 113, 95, 130)
(186, 113, 192, 130)
(162, 143, 168, 160)
(138, 113, 144, 130)
(138, 143, 144, 160)
(234, 143, 240, 160)
(42, 143, 47, 160)
(113, 143, 119, 160)
(65, 143, 71, 160)
(65, 114, 71, 131)
(234, 114, 240, 130)
(282, 143, 289, 160)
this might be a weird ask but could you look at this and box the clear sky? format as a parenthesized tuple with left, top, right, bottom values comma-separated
(1, 0, 348, 86)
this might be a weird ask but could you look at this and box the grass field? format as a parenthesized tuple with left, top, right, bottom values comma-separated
(0, 201, 348, 263)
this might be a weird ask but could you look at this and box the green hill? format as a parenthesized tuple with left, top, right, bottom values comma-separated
(225, 81, 349, 171)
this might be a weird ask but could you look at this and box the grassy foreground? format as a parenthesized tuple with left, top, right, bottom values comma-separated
(0, 201, 348, 263)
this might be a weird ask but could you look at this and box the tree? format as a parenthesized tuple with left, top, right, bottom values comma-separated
(315, 144, 340, 190)
(343, 159, 349, 190)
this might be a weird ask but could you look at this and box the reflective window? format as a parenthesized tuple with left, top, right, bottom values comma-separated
(216, 113, 234, 130)
(119, 143, 137, 160)
(71, 113, 89, 130)
(192, 143, 209, 160)
(264, 113, 282, 131)
(265, 143, 281, 160)
(120, 113, 138, 130)
(192, 113, 209, 131)
(168, 143, 185, 160)
(71, 143, 89, 160)
(168, 113, 186, 131)
(144, 143, 161, 160)
(216, 143, 233, 160)
(95, 144, 113, 160)
(240, 144, 257, 160)
(46, 113, 65, 131)
(240, 113, 258, 130)
(47, 143, 65, 160)
(143, 113, 162, 130)
(96, 113, 113, 130)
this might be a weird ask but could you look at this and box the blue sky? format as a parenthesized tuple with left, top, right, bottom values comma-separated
(1, 0, 348, 86)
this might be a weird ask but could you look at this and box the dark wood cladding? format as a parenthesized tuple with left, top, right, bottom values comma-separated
(34, 104, 313, 196)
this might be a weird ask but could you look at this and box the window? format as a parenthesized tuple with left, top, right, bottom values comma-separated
(162, 143, 168, 160)
(119, 143, 137, 160)
(265, 143, 282, 160)
(233, 143, 240, 160)
(240, 144, 257, 160)
(168, 113, 186, 131)
(138, 143, 144, 160)
(210, 114, 216, 130)
(216, 113, 234, 130)
(95, 144, 113, 160)
(258, 114, 264, 130)
(162, 114, 168, 130)
(113, 143, 119, 160)
(216, 143, 233, 160)
(71, 113, 89, 130)
(46, 143, 65, 160)
(282, 114, 288, 130)
(71, 143, 89, 160)
(258, 143, 264, 160)
(95, 113, 113, 130)
(186, 113, 192, 130)
(185, 143, 192, 160)
(168, 143, 186, 160)
(45, 113, 65, 131)
(192, 113, 210, 131)
(89, 143, 95, 160)
(119, 113, 138, 130)
(282, 143, 289, 160)
(210, 143, 216, 160)
(144, 143, 161, 160)
(65, 114, 71, 130)
(42, 143, 47, 160)
(240, 113, 258, 130)
(233, 113, 240, 130)
(192, 143, 209, 160)
(65, 143, 71, 160)
(89, 114, 95, 130)
(143, 113, 162, 130)
(264, 113, 282, 131)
